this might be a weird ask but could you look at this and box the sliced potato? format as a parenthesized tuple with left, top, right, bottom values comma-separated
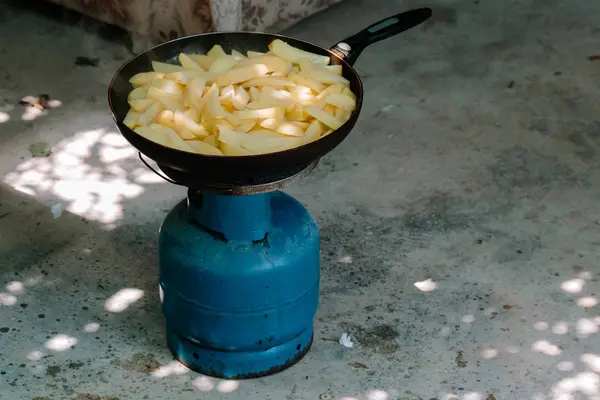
(185, 139, 223, 155)
(128, 98, 155, 112)
(205, 84, 230, 119)
(187, 54, 215, 70)
(123, 109, 140, 129)
(138, 102, 163, 126)
(218, 125, 303, 154)
(248, 129, 282, 137)
(238, 55, 291, 75)
(207, 45, 227, 59)
(179, 53, 204, 71)
(313, 95, 330, 110)
(156, 95, 184, 112)
(305, 106, 342, 130)
(216, 125, 248, 146)
(290, 85, 315, 104)
(232, 86, 250, 110)
(259, 118, 279, 130)
(174, 110, 208, 137)
(232, 107, 283, 120)
(258, 87, 296, 108)
(268, 39, 330, 66)
(323, 104, 336, 116)
(139, 123, 193, 151)
(272, 121, 305, 137)
(151, 61, 184, 74)
(231, 49, 246, 60)
(148, 80, 183, 96)
(241, 134, 304, 153)
(209, 55, 239, 74)
(237, 119, 256, 133)
(129, 72, 165, 87)
(201, 110, 217, 132)
(184, 108, 201, 122)
(247, 51, 265, 58)
(286, 107, 310, 122)
(299, 68, 350, 85)
(166, 70, 214, 84)
(203, 135, 219, 147)
(324, 65, 343, 75)
(160, 125, 196, 152)
(326, 93, 356, 111)
(315, 83, 345, 101)
(217, 119, 236, 130)
(186, 78, 207, 108)
(245, 101, 261, 110)
(191, 84, 218, 112)
(222, 103, 236, 114)
(221, 142, 252, 156)
(335, 107, 351, 123)
(128, 86, 148, 100)
(243, 77, 296, 89)
(157, 110, 176, 128)
(135, 125, 169, 146)
(219, 84, 236, 105)
(147, 86, 180, 103)
(303, 120, 323, 143)
(175, 127, 196, 140)
(292, 121, 310, 129)
(249, 87, 261, 103)
(297, 58, 315, 71)
(287, 74, 325, 92)
(342, 86, 356, 101)
(225, 113, 242, 127)
(215, 63, 270, 86)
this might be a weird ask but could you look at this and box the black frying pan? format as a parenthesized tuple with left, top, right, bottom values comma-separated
(108, 8, 432, 190)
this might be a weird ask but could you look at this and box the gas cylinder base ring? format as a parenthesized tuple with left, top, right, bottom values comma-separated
(166, 328, 314, 379)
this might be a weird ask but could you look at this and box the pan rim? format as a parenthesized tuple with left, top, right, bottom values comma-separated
(107, 31, 364, 161)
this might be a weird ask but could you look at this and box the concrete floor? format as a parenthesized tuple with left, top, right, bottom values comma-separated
(1, 0, 600, 399)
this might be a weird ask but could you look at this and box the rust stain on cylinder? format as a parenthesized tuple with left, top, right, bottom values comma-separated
(230, 335, 314, 379)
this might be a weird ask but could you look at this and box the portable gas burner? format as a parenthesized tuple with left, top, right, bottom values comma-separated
(108, 8, 431, 379)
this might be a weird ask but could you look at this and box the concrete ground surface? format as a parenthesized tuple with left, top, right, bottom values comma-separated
(1, 0, 600, 399)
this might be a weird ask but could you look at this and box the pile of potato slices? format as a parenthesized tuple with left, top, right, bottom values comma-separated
(123, 39, 357, 156)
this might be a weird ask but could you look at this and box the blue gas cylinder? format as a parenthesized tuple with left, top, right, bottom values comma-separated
(158, 189, 320, 379)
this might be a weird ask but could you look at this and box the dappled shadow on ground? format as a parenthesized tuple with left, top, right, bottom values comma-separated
(2, 135, 600, 399)
(3, 127, 167, 228)
(0, 183, 201, 398)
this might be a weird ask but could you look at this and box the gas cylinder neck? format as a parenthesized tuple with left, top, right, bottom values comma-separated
(187, 190, 271, 242)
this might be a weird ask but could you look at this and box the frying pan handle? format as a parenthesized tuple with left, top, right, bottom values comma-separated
(330, 8, 432, 66)
(137, 152, 178, 185)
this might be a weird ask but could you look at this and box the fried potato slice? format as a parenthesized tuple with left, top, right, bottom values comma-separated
(179, 53, 205, 71)
(325, 93, 356, 111)
(215, 63, 270, 86)
(151, 61, 184, 74)
(129, 72, 165, 87)
(185, 139, 223, 155)
(128, 98, 155, 112)
(268, 39, 330, 66)
(123, 109, 140, 129)
(218, 125, 303, 154)
(305, 106, 343, 130)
